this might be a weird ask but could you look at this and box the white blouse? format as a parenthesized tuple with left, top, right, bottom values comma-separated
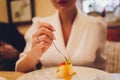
(16, 9, 107, 70)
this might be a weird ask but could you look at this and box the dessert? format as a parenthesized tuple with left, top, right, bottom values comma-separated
(56, 60, 76, 80)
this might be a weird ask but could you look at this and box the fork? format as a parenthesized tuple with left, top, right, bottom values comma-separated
(53, 41, 69, 62)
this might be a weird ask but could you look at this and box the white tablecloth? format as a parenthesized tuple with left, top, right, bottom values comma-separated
(111, 73, 120, 80)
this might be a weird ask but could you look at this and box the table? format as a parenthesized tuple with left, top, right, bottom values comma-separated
(0, 71, 119, 80)
(0, 71, 24, 80)
(16, 67, 116, 80)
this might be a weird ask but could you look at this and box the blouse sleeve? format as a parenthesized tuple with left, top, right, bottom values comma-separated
(93, 17, 107, 70)
(15, 17, 42, 70)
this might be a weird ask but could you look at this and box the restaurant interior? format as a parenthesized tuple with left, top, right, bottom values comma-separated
(0, 0, 120, 80)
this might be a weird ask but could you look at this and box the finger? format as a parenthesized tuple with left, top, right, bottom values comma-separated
(37, 41, 52, 53)
(39, 22, 55, 31)
(39, 27, 55, 40)
(32, 40, 52, 54)
(38, 34, 52, 43)
(32, 35, 52, 48)
(33, 27, 55, 40)
(33, 34, 52, 44)
(32, 37, 39, 47)
(31, 41, 52, 57)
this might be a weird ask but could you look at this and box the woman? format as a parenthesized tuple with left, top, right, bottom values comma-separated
(16, 0, 107, 72)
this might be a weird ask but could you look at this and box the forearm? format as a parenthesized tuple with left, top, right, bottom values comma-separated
(16, 51, 41, 73)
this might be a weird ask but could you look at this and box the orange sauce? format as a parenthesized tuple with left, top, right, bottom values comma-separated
(64, 62, 71, 80)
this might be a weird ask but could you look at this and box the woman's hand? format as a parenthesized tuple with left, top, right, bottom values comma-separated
(29, 22, 56, 60)
(16, 22, 56, 72)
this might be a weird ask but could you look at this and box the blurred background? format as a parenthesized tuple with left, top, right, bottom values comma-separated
(0, 0, 120, 35)
(0, 0, 120, 72)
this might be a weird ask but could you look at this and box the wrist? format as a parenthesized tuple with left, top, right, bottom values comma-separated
(26, 51, 42, 69)
(34, 60, 42, 70)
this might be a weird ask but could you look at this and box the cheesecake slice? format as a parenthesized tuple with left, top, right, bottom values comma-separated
(56, 61, 76, 80)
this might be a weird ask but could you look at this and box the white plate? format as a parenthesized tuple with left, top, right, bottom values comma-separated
(0, 76, 6, 80)
(17, 67, 115, 80)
